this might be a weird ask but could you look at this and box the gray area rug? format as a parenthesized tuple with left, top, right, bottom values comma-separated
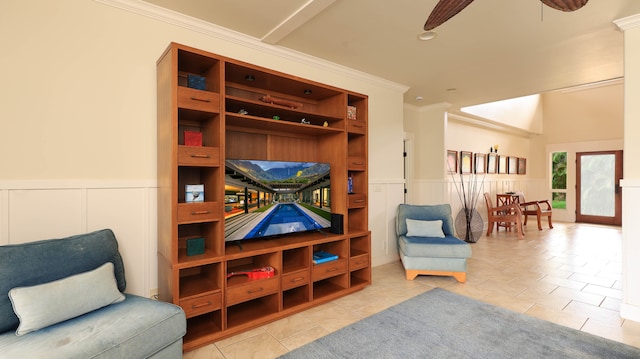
(280, 288, 640, 359)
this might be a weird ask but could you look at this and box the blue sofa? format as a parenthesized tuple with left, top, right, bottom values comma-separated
(0, 229, 186, 358)
(396, 204, 472, 282)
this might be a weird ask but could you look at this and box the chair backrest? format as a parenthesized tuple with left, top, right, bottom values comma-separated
(483, 193, 493, 210)
(396, 204, 455, 236)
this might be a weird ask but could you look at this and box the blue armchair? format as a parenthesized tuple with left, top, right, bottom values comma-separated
(396, 204, 472, 282)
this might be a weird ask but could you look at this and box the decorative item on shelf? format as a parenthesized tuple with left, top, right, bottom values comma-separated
(186, 237, 205, 256)
(301, 118, 311, 124)
(348, 175, 354, 194)
(238, 109, 248, 115)
(187, 74, 206, 90)
(323, 121, 328, 127)
(313, 250, 338, 264)
(494, 144, 499, 153)
(185, 184, 204, 203)
(184, 131, 202, 146)
(347, 105, 357, 120)
(260, 94, 303, 109)
(448, 157, 485, 243)
(226, 266, 275, 279)
(272, 115, 280, 120)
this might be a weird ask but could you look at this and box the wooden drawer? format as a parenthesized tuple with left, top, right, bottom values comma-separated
(349, 254, 369, 271)
(347, 120, 366, 134)
(312, 258, 347, 282)
(348, 193, 367, 208)
(177, 202, 220, 224)
(180, 292, 222, 318)
(226, 277, 279, 306)
(347, 156, 366, 171)
(282, 269, 310, 291)
(178, 86, 220, 113)
(178, 146, 220, 166)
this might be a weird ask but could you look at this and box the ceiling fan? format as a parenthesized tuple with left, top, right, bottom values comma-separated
(424, 0, 589, 31)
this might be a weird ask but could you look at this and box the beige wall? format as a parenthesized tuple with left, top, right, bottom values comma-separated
(618, 15, 640, 322)
(0, 0, 407, 295)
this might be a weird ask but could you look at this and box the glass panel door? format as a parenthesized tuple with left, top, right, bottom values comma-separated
(576, 151, 622, 225)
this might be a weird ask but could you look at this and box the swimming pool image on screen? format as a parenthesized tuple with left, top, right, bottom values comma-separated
(224, 159, 332, 242)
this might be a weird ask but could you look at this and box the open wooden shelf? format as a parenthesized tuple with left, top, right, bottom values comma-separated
(157, 42, 370, 351)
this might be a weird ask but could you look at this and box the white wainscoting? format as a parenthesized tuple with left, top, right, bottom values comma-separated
(620, 179, 640, 322)
(0, 180, 158, 298)
(369, 180, 405, 267)
(1, 179, 409, 297)
(409, 177, 550, 230)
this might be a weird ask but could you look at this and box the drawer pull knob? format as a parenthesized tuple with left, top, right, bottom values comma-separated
(247, 287, 264, 294)
(327, 267, 338, 272)
(191, 301, 212, 309)
(191, 210, 211, 215)
(351, 162, 365, 165)
(190, 154, 211, 158)
(290, 277, 305, 282)
(190, 97, 211, 103)
(354, 200, 365, 203)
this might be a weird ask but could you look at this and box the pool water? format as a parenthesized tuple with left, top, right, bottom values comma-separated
(245, 203, 323, 239)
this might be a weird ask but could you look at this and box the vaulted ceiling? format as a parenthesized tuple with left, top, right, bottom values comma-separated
(144, 0, 640, 112)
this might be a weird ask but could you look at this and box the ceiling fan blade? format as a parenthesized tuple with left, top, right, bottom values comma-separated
(540, 0, 588, 12)
(424, 0, 475, 31)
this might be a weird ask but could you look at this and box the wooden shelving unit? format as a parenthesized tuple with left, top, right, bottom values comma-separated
(157, 42, 370, 351)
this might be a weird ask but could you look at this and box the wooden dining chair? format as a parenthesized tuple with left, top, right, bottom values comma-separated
(483, 193, 525, 240)
(519, 198, 553, 231)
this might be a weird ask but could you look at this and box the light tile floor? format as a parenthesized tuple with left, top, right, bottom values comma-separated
(184, 222, 640, 359)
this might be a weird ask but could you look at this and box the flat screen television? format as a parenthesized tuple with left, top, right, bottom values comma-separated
(224, 159, 332, 242)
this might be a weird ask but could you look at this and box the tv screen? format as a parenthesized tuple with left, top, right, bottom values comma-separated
(224, 159, 332, 242)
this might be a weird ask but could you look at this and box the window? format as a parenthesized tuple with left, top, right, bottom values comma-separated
(552, 152, 567, 209)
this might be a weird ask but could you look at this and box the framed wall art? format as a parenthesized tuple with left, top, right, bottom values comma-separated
(460, 151, 472, 174)
(518, 158, 527, 175)
(474, 153, 486, 174)
(498, 155, 507, 174)
(508, 156, 518, 174)
(487, 153, 497, 174)
(447, 150, 458, 174)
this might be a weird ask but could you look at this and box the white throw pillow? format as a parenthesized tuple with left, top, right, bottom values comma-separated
(8, 262, 125, 336)
(405, 219, 445, 238)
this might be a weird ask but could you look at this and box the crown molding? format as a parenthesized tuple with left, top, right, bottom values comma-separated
(614, 14, 640, 31)
(94, 0, 409, 94)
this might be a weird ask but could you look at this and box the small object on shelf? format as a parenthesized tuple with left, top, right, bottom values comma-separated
(238, 109, 248, 115)
(301, 118, 311, 124)
(184, 131, 202, 146)
(313, 250, 339, 264)
(226, 266, 275, 279)
(323, 121, 328, 127)
(272, 115, 280, 120)
(260, 94, 303, 109)
(348, 176, 354, 194)
(187, 74, 206, 90)
(185, 184, 204, 203)
(347, 105, 357, 120)
(186, 237, 205, 256)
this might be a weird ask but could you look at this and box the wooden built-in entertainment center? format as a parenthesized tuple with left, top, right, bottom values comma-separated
(156, 42, 370, 351)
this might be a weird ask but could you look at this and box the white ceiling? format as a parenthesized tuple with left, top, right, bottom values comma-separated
(144, 0, 640, 112)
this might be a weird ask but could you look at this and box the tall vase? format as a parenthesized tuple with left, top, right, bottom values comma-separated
(455, 208, 483, 243)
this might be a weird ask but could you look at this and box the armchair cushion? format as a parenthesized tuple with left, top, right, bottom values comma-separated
(399, 235, 472, 258)
(9, 262, 125, 336)
(405, 219, 445, 238)
(0, 229, 125, 334)
(396, 204, 455, 236)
